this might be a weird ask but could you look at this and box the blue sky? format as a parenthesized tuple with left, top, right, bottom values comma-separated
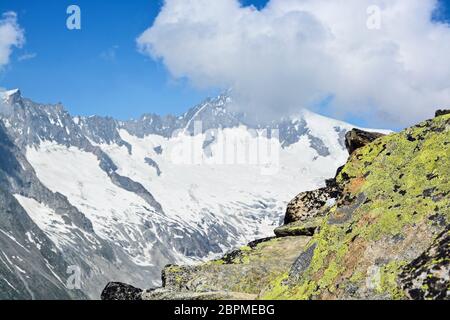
(0, 0, 449, 125)
(0, 0, 270, 119)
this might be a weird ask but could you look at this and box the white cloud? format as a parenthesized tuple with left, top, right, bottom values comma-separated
(18, 52, 37, 62)
(138, 0, 450, 126)
(0, 12, 25, 68)
(100, 45, 119, 62)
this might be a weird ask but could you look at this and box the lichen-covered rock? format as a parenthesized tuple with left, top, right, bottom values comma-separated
(275, 217, 323, 237)
(345, 128, 385, 154)
(399, 226, 449, 300)
(101, 282, 144, 300)
(142, 236, 311, 300)
(284, 184, 340, 224)
(142, 288, 256, 300)
(263, 113, 449, 300)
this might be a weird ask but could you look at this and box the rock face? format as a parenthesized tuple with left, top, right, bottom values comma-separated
(102, 112, 449, 300)
(103, 236, 311, 300)
(345, 128, 385, 154)
(101, 282, 143, 301)
(399, 226, 449, 300)
(284, 180, 341, 225)
(264, 113, 449, 300)
(274, 217, 322, 237)
(0, 122, 87, 299)
(435, 109, 450, 117)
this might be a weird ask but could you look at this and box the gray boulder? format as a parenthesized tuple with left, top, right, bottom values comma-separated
(101, 282, 144, 300)
(345, 128, 385, 154)
(284, 180, 340, 224)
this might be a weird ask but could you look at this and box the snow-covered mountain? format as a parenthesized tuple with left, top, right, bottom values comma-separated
(0, 89, 388, 299)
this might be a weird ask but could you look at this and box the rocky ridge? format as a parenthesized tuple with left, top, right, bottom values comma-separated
(102, 110, 449, 300)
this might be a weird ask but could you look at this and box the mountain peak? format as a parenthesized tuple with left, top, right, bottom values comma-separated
(1, 88, 22, 104)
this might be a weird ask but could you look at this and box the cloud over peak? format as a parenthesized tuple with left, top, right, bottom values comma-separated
(138, 0, 450, 126)
(0, 11, 24, 68)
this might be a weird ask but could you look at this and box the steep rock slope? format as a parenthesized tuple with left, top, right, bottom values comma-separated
(264, 112, 449, 299)
(103, 111, 449, 300)
(0, 122, 86, 299)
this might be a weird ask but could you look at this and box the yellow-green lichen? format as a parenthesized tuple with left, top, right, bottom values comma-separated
(376, 261, 407, 300)
(263, 115, 450, 299)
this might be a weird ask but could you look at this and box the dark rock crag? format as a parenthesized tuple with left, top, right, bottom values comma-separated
(101, 282, 143, 301)
(344, 128, 385, 154)
(284, 180, 341, 225)
(435, 109, 450, 117)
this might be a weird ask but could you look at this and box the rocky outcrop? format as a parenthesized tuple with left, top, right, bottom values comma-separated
(345, 128, 385, 154)
(435, 109, 450, 117)
(264, 113, 449, 300)
(284, 179, 341, 225)
(102, 112, 449, 300)
(274, 216, 322, 237)
(142, 289, 257, 300)
(102, 236, 311, 300)
(101, 276, 257, 300)
(399, 226, 449, 300)
(101, 282, 143, 300)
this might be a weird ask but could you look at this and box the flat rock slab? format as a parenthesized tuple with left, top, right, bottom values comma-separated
(160, 236, 312, 297)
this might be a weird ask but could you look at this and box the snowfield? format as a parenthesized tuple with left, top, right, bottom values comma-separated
(24, 113, 354, 271)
